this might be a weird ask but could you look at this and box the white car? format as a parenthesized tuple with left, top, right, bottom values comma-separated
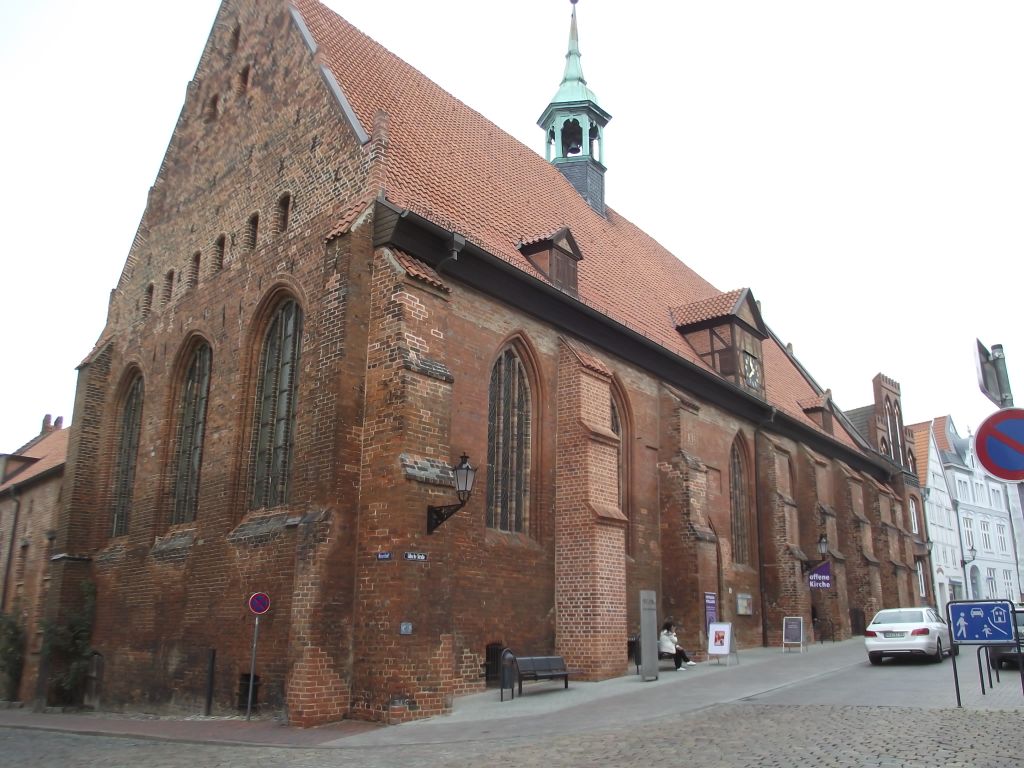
(864, 607, 954, 665)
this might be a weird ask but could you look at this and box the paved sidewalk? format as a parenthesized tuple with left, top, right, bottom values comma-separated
(0, 637, 1019, 750)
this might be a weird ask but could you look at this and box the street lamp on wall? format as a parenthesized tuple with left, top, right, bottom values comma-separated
(426, 454, 477, 534)
(960, 545, 977, 569)
(801, 533, 829, 574)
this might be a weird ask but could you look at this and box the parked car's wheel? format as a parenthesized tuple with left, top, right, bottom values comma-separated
(868, 652, 882, 665)
(932, 639, 944, 663)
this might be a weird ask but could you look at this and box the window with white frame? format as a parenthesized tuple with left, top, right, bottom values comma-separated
(918, 565, 926, 598)
(975, 482, 985, 503)
(997, 524, 1008, 553)
(981, 520, 992, 551)
(964, 517, 975, 548)
(986, 568, 997, 598)
(1003, 570, 1015, 600)
(956, 478, 969, 500)
(909, 497, 919, 534)
(990, 486, 1003, 511)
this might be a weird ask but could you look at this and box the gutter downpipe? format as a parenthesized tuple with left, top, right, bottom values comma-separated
(755, 406, 778, 646)
(953, 499, 969, 599)
(1, 486, 20, 614)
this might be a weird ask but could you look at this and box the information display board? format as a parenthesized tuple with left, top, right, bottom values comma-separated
(782, 616, 804, 652)
(639, 590, 659, 681)
(708, 621, 737, 665)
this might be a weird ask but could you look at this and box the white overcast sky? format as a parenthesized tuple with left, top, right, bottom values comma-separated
(1, 0, 1021, 453)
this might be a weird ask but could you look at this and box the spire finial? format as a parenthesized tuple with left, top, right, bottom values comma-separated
(562, 0, 585, 87)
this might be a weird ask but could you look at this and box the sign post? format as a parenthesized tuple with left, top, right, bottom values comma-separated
(976, 340, 1014, 408)
(246, 592, 270, 721)
(947, 599, 1021, 707)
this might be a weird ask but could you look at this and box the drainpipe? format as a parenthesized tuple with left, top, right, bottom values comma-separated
(953, 499, 969, 599)
(754, 407, 778, 646)
(1, 486, 20, 614)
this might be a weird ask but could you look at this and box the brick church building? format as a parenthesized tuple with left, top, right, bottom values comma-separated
(40, 0, 929, 725)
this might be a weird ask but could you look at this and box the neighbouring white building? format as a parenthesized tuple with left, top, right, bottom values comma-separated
(909, 419, 960, 612)
(911, 416, 1022, 611)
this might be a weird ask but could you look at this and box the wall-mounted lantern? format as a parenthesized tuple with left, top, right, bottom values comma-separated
(426, 454, 476, 534)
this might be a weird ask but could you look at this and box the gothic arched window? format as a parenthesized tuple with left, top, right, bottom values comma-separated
(250, 299, 302, 509)
(111, 375, 144, 537)
(486, 347, 532, 533)
(171, 343, 212, 524)
(730, 442, 750, 564)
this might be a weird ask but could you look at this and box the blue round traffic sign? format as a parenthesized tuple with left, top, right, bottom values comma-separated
(248, 592, 270, 615)
(975, 408, 1024, 482)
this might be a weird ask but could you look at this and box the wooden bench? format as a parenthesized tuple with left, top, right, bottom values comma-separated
(499, 649, 574, 700)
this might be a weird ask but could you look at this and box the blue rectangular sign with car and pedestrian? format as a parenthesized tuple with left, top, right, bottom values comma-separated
(947, 600, 1017, 645)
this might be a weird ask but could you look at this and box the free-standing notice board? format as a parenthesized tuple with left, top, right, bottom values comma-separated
(707, 622, 738, 665)
(782, 616, 805, 652)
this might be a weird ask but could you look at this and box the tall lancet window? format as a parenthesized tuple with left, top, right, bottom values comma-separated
(111, 375, 144, 537)
(730, 442, 750, 564)
(250, 299, 302, 509)
(171, 343, 212, 524)
(486, 347, 532, 533)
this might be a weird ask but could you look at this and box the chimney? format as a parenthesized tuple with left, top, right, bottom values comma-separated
(54, 416, 64, 430)
(41, 414, 52, 434)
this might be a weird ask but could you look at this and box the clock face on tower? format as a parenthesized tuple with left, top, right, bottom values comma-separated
(742, 352, 763, 390)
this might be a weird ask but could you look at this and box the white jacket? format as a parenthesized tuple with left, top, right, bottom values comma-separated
(658, 629, 678, 655)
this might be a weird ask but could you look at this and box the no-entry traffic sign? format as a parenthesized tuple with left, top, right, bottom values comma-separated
(975, 408, 1024, 482)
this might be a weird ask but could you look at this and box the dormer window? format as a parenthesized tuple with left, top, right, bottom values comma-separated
(672, 288, 768, 393)
(519, 227, 582, 296)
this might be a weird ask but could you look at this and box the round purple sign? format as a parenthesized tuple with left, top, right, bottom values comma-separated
(248, 592, 270, 615)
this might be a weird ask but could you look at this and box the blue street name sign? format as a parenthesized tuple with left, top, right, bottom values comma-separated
(948, 600, 1017, 645)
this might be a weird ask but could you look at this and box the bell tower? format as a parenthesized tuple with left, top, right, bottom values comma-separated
(538, 0, 611, 215)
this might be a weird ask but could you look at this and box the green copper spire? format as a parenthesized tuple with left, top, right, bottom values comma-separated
(538, 0, 612, 215)
(552, 0, 600, 105)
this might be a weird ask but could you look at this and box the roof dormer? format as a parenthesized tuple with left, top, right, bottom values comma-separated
(519, 227, 582, 296)
(671, 288, 768, 395)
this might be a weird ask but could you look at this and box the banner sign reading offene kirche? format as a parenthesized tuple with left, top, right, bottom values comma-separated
(808, 561, 832, 590)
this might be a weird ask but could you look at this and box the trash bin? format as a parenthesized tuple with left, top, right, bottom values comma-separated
(237, 673, 260, 711)
(500, 648, 516, 701)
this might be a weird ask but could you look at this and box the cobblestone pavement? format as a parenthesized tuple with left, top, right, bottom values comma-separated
(3, 703, 1022, 768)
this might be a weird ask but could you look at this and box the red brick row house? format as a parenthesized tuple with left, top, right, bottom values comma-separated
(1, 416, 67, 702)
(38, 0, 930, 724)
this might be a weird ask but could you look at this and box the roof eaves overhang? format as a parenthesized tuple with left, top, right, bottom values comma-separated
(376, 199, 894, 479)
(0, 463, 64, 496)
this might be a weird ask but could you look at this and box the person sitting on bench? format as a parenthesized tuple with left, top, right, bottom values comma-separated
(659, 621, 696, 670)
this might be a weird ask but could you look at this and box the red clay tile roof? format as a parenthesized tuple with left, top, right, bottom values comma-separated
(0, 428, 68, 492)
(906, 421, 932, 487)
(932, 416, 952, 451)
(390, 248, 448, 292)
(325, 195, 375, 241)
(670, 289, 745, 327)
(562, 337, 613, 377)
(293, 0, 866, 453)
